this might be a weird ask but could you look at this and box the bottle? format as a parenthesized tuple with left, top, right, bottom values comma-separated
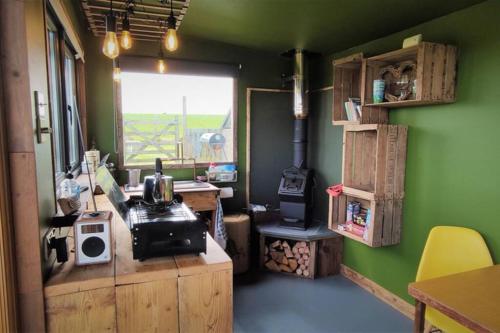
(61, 173, 81, 199)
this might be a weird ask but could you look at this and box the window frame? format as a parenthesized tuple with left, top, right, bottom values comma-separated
(45, 6, 82, 188)
(115, 71, 239, 170)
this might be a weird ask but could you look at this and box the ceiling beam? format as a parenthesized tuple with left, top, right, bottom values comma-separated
(85, 4, 181, 17)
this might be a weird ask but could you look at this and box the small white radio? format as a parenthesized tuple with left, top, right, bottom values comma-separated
(74, 211, 113, 266)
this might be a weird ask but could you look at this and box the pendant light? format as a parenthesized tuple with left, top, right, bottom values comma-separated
(102, 0, 120, 59)
(113, 58, 121, 82)
(120, 14, 132, 50)
(164, 0, 178, 52)
(157, 42, 167, 74)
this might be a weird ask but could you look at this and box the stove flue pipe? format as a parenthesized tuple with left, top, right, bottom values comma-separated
(292, 49, 308, 169)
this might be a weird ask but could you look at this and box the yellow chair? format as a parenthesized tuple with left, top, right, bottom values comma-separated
(416, 226, 493, 333)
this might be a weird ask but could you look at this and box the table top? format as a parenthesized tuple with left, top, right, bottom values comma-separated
(408, 265, 500, 333)
(45, 192, 231, 297)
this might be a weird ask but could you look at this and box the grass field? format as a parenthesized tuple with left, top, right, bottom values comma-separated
(123, 113, 227, 165)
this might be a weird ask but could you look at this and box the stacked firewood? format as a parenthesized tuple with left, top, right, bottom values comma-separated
(264, 240, 312, 277)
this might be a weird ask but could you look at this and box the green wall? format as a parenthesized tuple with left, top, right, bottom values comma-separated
(85, 35, 289, 210)
(309, 0, 499, 302)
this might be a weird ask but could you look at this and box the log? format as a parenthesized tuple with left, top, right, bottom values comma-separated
(304, 246, 310, 254)
(265, 247, 269, 255)
(292, 247, 298, 254)
(282, 241, 290, 249)
(298, 258, 304, 265)
(270, 240, 281, 248)
(288, 259, 298, 271)
(279, 264, 293, 273)
(300, 264, 306, 271)
(304, 259, 309, 267)
(284, 247, 293, 258)
(296, 268, 303, 276)
(270, 251, 284, 263)
(265, 260, 280, 272)
(298, 248, 305, 254)
(303, 269, 310, 277)
(281, 256, 288, 266)
(303, 254, 309, 260)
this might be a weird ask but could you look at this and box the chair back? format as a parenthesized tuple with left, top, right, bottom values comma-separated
(416, 226, 493, 281)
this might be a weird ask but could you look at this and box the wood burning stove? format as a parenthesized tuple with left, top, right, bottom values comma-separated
(278, 49, 314, 230)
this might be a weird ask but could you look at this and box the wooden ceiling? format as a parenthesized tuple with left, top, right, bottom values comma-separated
(81, 0, 190, 42)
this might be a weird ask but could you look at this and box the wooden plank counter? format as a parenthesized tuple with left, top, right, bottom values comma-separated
(44, 193, 232, 333)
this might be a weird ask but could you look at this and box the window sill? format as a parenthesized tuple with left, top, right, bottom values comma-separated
(120, 161, 238, 171)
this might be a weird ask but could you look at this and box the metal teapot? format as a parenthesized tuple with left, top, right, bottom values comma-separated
(143, 158, 174, 204)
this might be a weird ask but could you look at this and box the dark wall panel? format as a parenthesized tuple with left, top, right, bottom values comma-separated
(249, 91, 293, 208)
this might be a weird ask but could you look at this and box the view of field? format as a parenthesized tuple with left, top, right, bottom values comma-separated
(123, 113, 231, 166)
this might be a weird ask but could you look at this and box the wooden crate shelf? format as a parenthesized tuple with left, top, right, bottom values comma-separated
(342, 124, 408, 200)
(363, 42, 457, 107)
(328, 193, 403, 247)
(332, 53, 388, 126)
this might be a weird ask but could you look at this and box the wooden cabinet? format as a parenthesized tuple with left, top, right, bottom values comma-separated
(44, 193, 233, 333)
(328, 124, 408, 247)
(332, 43, 457, 126)
(363, 42, 457, 108)
(332, 53, 388, 126)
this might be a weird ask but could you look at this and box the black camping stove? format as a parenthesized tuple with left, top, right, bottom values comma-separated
(278, 167, 313, 230)
(128, 201, 207, 261)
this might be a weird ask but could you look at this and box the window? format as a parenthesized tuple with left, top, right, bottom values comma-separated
(46, 11, 81, 185)
(118, 72, 236, 168)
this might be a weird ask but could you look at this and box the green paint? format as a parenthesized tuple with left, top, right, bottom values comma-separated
(85, 35, 289, 211)
(310, 1, 500, 302)
(179, 0, 484, 54)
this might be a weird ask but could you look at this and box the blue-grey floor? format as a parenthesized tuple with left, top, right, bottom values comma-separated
(234, 271, 412, 333)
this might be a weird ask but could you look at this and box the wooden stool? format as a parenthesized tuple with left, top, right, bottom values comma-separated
(224, 214, 250, 274)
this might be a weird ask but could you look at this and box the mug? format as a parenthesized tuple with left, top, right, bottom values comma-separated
(127, 169, 141, 187)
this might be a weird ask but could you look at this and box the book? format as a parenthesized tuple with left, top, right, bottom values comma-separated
(344, 98, 362, 121)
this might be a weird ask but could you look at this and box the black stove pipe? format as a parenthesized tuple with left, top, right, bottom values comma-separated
(293, 118, 307, 169)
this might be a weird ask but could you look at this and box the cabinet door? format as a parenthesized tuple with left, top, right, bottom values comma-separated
(116, 278, 179, 333)
(178, 269, 232, 333)
(45, 287, 116, 333)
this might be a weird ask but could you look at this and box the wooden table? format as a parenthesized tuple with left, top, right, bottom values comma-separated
(45, 193, 232, 333)
(408, 265, 500, 333)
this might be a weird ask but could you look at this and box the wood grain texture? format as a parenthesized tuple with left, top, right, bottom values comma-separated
(341, 265, 414, 319)
(116, 279, 179, 333)
(0, 69, 18, 332)
(45, 287, 116, 333)
(178, 269, 233, 333)
(175, 235, 232, 277)
(317, 237, 343, 277)
(94, 194, 179, 286)
(408, 265, 500, 333)
(44, 223, 115, 298)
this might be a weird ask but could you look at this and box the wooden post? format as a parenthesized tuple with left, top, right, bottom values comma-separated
(0, 0, 45, 331)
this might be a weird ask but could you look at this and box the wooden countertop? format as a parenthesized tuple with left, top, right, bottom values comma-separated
(44, 192, 231, 296)
(408, 265, 500, 333)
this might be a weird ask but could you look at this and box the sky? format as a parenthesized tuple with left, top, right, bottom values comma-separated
(120, 72, 234, 115)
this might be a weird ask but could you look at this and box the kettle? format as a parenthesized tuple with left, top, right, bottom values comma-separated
(143, 158, 174, 204)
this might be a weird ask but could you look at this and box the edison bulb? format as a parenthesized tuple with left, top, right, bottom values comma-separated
(120, 30, 132, 50)
(158, 59, 167, 74)
(164, 28, 178, 52)
(113, 67, 121, 82)
(103, 31, 120, 59)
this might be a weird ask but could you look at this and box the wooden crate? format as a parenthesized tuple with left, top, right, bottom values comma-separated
(328, 193, 403, 247)
(363, 42, 457, 108)
(332, 53, 388, 126)
(342, 124, 408, 200)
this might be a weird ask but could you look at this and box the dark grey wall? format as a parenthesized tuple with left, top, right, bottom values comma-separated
(249, 91, 293, 208)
